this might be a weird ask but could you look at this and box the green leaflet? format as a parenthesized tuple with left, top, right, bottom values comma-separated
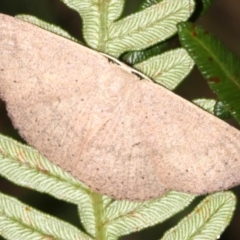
(192, 98, 216, 114)
(134, 48, 194, 90)
(214, 100, 232, 119)
(59, 0, 125, 51)
(161, 192, 236, 240)
(0, 134, 98, 237)
(0, 135, 89, 201)
(178, 22, 240, 123)
(0, 192, 91, 240)
(121, 41, 167, 65)
(121, 0, 168, 66)
(192, 98, 232, 121)
(104, 192, 195, 240)
(139, 0, 165, 10)
(16, 14, 80, 43)
(201, 0, 214, 16)
(107, 0, 195, 56)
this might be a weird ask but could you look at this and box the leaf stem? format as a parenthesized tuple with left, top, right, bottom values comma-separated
(91, 192, 106, 240)
(98, 0, 109, 51)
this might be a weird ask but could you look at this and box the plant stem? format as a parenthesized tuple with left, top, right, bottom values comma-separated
(91, 192, 106, 240)
(98, 0, 109, 51)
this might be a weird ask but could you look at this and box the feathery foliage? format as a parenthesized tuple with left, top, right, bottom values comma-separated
(0, 0, 237, 239)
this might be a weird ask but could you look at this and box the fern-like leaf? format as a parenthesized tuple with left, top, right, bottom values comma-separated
(214, 101, 232, 119)
(59, 0, 124, 51)
(0, 192, 91, 240)
(192, 98, 216, 114)
(16, 14, 80, 42)
(161, 192, 236, 240)
(107, 0, 195, 56)
(201, 0, 214, 16)
(178, 22, 240, 123)
(104, 192, 195, 240)
(0, 134, 97, 237)
(140, 0, 164, 10)
(134, 48, 194, 90)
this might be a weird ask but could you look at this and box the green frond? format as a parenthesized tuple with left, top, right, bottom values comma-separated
(139, 0, 164, 10)
(178, 22, 240, 123)
(201, 0, 214, 16)
(104, 192, 195, 240)
(0, 192, 91, 240)
(192, 98, 216, 114)
(134, 48, 194, 90)
(161, 192, 236, 240)
(107, 0, 195, 56)
(16, 14, 80, 42)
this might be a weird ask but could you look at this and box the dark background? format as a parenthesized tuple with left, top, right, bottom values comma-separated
(0, 0, 240, 239)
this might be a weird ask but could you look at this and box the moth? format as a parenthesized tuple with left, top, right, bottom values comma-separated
(1, 13, 240, 200)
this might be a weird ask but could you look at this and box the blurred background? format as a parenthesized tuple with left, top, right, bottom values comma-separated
(0, 0, 240, 239)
